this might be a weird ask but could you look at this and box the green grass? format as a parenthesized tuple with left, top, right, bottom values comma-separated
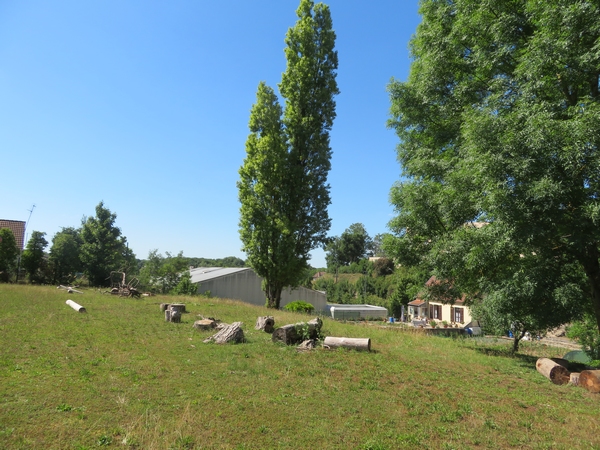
(1, 285, 599, 449)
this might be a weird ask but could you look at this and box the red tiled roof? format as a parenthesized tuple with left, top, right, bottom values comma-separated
(0, 220, 25, 250)
(407, 299, 426, 306)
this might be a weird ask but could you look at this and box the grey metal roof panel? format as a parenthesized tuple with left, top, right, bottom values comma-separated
(189, 267, 250, 284)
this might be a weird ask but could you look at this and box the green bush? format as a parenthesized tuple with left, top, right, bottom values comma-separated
(284, 301, 314, 314)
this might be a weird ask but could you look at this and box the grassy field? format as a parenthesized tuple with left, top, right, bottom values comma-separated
(1, 285, 599, 450)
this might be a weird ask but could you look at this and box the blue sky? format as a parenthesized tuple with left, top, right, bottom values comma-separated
(1, 0, 421, 268)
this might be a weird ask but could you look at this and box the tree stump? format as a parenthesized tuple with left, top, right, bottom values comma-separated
(160, 303, 170, 312)
(579, 370, 600, 393)
(570, 372, 581, 386)
(165, 309, 182, 323)
(535, 358, 570, 385)
(255, 316, 275, 333)
(297, 339, 316, 351)
(272, 317, 322, 345)
(323, 337, 371, 352)
(169, 303, 186, 314)
(193, 319, 217, 330)
(204, 322, 244, 344)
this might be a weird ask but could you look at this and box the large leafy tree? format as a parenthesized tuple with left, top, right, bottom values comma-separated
(21, 231, 48, 284)
(0, 228, 19, 283)
(385, 0, 600, 332)
(80, 202, 134, 287)
(49, 227, 83, 284)
(238, 0, 338, 309)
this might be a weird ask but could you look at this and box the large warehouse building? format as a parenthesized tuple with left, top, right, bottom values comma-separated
(189, 267, 328, 312)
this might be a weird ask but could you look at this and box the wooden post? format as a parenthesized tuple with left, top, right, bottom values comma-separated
(579, 370, 600, 393)
(323, 337, 371, 352)
(66, 299, 86, 313)
(535, 358, 570, 385)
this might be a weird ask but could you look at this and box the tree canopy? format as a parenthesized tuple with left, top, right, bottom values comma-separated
(49, 227, 83, 285)
(385, 0, 600, 335)
(80, 202, 134, 287)
(0, 228, 19, 283)
(238, 0, 338, 309)
(21, 231, 48, 284)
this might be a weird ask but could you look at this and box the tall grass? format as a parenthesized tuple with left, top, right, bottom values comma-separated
(0, 285, 599, 449)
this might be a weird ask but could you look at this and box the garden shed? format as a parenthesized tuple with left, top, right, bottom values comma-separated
(189, 267, 327, 312)
(329, 304, 388, 320)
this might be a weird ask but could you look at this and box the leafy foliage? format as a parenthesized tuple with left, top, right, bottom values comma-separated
(80, 202, 135, 287)
(21, 231, 48, 284)
(0, 228, 19, 283)
(172, 271, 198, 296)
(567, 313, 600, 362)
(238, 0, 339, 308)
(325, 223, 373, 270)
(284, 300, 315, 314)
(385, 0, 600, 335)
(48, 227, 83, 285)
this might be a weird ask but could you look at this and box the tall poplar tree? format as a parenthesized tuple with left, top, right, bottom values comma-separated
(238, 0, 339, 308)
(385, 0, 600, 337)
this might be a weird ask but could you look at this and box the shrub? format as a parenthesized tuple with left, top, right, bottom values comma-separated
(284, 301, 314, 314)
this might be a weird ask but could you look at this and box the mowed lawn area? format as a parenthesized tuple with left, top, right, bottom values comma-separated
(1, 285, 599, 450)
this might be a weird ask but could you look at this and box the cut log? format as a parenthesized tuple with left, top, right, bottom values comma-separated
(255, 316, 275, 333)
(570, 372, 580, 386)
(165, 309, 181, 323)
(204, 322, 244, 344)
(193, 319, 217, 330)
(272, 317, 322, 345)
(296, 339, 316, 351)
(169, 303, 186, 314)
(323, 337, 371, 352)
(160, 303, 170, 312)
(535, 358, 570, 385)
(579, 370, 600, 393)
(66, 299, 86, 313)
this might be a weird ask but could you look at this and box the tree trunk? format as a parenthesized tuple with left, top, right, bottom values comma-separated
(272, 318, 322, 345)
(255, 316, 275, 333)
(203, 322, 245, 344)
(579, 370, 600, 393)
(265, 285, 282, 309)
(535, 358, 570, 385)
(323, 337, 371, 352)
(169, 303, 186, 314)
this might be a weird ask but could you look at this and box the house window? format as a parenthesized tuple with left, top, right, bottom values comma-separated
(430, 304, 442, 320)
(453, 307, 464, 323)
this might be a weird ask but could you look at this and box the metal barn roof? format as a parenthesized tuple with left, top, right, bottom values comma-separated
(189, 267, 249, 284)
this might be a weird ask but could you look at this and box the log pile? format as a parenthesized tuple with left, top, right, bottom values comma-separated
(535, 358, 600, 393)
(272, 317, 322, 345)
(204, 322, 245, 344)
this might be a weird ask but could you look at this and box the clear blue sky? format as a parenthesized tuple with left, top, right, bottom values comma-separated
(1, 0, 421, 268)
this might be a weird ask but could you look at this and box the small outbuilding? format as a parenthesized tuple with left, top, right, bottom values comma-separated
(328, 304, 388, 320)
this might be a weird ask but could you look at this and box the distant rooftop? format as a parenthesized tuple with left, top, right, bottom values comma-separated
(189, 267, 249, 284)
(0, 220, 26, 250)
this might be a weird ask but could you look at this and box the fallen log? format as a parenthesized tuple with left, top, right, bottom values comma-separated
(255, 316, 275, 333)
(579, 370, 600, 393)
(570, 372, 580, 386)
(272, 317, 322, 345)
(204, 322, 244, 344)
(58, 285, 83, 294)
(323, 337, 371, 352)
(66, 299, 86, 313)
(535, 358, 570, 385)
